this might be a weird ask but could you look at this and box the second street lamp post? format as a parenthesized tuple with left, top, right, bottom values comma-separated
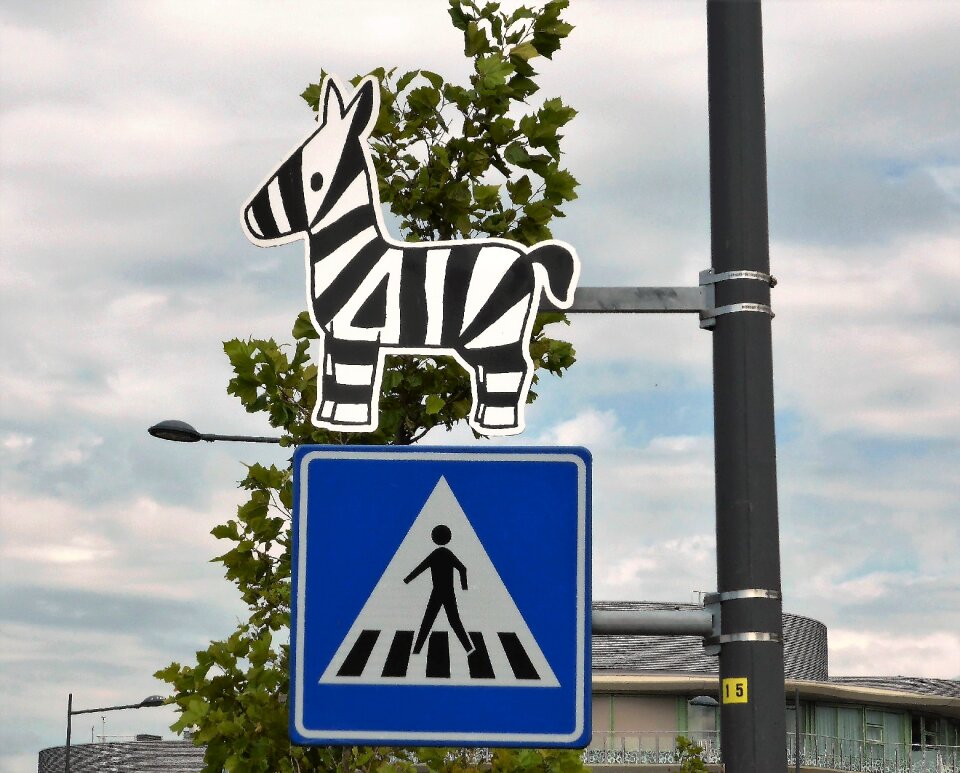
(65, 693, 166, 772)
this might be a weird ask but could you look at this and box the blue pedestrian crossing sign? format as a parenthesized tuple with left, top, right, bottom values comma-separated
(291, 445, 591, 748)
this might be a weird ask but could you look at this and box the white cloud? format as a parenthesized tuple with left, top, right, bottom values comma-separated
(534, 408, 625, 449)
(1, 432, 34, 450)
(829, 629, 960, 679)
(0, 488, 249, 602)
(773, 231, 960, 438)
(597, 534, 716, 599)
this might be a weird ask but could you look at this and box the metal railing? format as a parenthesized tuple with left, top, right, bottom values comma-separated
(39, 733, 959, 771)
(579, 732, 959, 771)
(787, 733, 959, 773)
(582, 731, 721, 766)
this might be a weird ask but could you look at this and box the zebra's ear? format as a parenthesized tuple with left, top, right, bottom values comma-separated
(321, 78, 347, 125)
(342, 77, 379, 138)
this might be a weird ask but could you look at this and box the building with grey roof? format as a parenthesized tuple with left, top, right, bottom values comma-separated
(39, 601, 959, 771)
(588, 601, 960, 771)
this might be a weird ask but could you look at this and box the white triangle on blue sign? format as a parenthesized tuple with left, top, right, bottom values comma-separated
(320, 476, 559, 687)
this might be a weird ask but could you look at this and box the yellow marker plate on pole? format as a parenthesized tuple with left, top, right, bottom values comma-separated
(722, 677, 749, 704)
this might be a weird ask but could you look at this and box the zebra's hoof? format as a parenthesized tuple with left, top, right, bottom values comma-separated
(316, 400, 372, 426)
(475, 405, 519, 429)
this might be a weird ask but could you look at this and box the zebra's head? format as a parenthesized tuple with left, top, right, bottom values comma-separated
(242, 76, 379, 245)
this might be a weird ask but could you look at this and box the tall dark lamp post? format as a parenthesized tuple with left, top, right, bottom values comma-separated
(707, 1, 786, 771)
(65, 693, 165, 772)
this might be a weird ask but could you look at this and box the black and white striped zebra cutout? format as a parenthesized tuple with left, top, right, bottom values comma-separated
(242, 76, 580, 436)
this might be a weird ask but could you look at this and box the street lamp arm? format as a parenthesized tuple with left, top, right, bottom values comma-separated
(201, 433, 283, 444)
(70, 703, 146, 715)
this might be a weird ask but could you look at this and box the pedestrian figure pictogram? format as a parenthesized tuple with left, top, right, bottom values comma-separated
(404, 525, 474, 656)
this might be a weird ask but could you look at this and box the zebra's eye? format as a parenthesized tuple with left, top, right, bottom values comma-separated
(310, 173, 324, 192)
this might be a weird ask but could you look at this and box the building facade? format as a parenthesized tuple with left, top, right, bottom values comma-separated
(588, 601, 960, 771)
(39, 601, 960, 771)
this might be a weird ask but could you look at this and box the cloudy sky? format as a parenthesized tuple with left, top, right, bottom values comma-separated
(1, 0, 958, 770)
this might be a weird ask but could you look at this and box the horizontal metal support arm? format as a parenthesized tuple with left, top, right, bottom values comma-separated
(201, 433, 282, 444)
(541, 286, 709, 314)
(592, 608, 714, 636)
(70, 703, 144, 716)
(540, 274, 775, 328)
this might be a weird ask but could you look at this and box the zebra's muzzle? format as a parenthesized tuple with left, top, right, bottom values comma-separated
(244, 205, 264, 239)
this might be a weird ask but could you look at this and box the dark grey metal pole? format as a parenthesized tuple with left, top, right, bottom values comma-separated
(65, 693, 72, 773)
(707, 2, 786, 772)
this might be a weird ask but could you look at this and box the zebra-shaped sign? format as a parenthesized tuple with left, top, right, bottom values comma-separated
(242, 76, 580, 437)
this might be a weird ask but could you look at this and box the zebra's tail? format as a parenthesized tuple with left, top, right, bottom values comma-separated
(528, 242, 579, 308)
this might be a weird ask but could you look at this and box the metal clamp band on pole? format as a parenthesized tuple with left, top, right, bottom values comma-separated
(700, 269, 776, 287)
(706, 632, 783, 645)
(700, 302, 774, 328)
(698, 268, 776, 329)
(705, 589, 781, 603)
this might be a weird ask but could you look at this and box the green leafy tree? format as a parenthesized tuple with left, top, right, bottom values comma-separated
(156, 2, 583, 771)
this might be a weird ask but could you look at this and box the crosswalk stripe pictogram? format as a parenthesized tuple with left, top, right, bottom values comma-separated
(498, 632, 539, 680)
(331, 627, 542, 682)
(382, 631, 415, 677)
(467, 633, 495, 679)
(337, 629, 379, 677)
(426, 631, 449, 678)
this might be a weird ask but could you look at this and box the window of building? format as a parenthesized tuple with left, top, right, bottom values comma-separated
(866, 710, 884, 745)
(913, 716, 943, 749)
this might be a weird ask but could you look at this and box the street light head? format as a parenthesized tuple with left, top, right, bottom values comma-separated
(139, 695, 166, 707)
(148, 420, 203, 443)
(688, 695, 719, 708)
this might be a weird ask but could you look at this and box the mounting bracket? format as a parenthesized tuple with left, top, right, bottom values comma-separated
(541, 267, 776, 330)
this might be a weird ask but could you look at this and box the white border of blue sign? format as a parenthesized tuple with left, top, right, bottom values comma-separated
(290, 445, 591, 747)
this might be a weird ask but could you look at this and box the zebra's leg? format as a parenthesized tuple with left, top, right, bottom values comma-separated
(459, 343, 530, 432)
(313, 336, 382, 429)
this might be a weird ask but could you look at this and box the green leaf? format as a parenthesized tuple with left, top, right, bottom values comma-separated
(545, 168, 579, 202)
(464, 20, 489, 56)
(407, 85, 441, 113)
(504, 141, 530, 166)
(396, 70, 419, 92)
(211, 521, 241, 541)
(299, 71, 328, 110)
(420, 70, 445, 90)
(447, 1, 470, 31)
(424, 394, 445, 415)
(506, 174, 533, 205)
(475, 54, 514, 90)
(472, 183, 500, 208)
(509, 41, 539, 61)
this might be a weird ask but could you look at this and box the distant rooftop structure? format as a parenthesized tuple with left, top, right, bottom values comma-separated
(38, 739, 203, 773)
